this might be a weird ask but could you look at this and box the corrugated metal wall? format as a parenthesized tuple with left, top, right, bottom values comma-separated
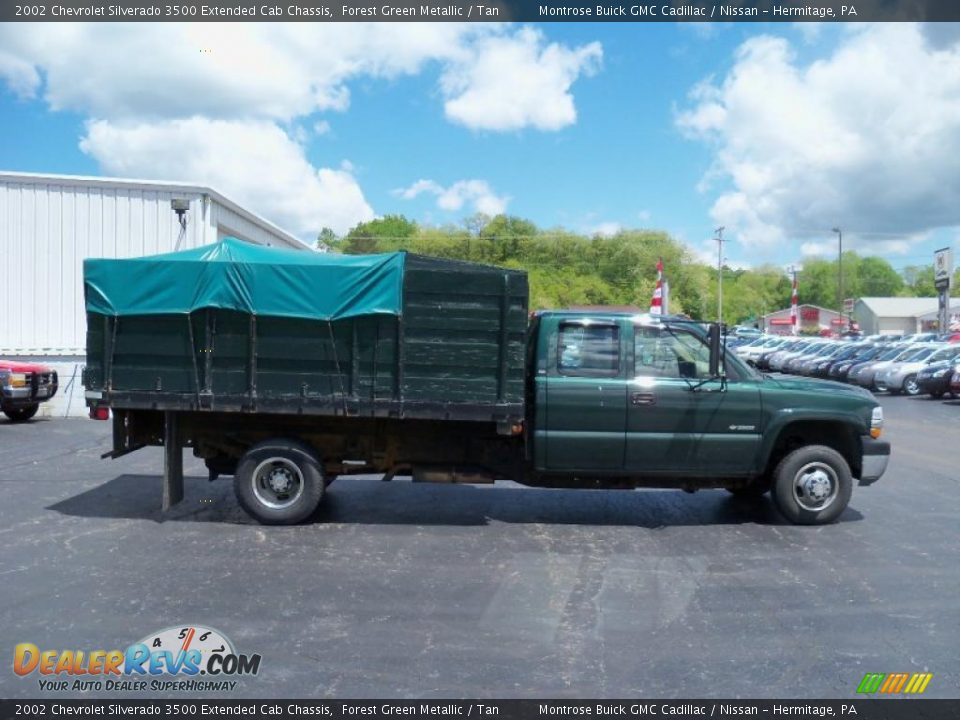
(0, 178, 299, 355)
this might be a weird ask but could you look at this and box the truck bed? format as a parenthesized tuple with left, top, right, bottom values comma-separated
(84, 246, 528, 424)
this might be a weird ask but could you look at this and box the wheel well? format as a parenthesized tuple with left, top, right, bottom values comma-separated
(765, 421, 862, 479)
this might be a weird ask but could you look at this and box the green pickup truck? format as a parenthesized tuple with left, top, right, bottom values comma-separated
(84, 239, 889, 526)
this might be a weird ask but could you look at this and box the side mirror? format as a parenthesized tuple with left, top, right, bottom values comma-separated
(708, 323, 722, 378)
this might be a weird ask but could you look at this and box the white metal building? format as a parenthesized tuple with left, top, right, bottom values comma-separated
(854, 297, 959, 335)
(1, 171, 307, 416)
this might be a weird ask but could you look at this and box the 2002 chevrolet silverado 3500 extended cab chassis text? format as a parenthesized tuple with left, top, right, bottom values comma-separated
(83, 239, 889, 526)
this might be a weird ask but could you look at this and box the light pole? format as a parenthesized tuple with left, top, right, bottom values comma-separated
(715, 226, 725, 324)
(832, 227, 843, 331)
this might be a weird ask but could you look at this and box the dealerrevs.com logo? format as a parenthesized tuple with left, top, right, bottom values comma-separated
(14, 625, 261, 692)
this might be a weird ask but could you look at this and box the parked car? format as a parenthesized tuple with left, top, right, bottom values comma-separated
(0, 360, 58, 421)
(849, 344, 914, 390)
(915, 348, 960, 398)
(951, 368, 960, 397)
(736, 336, 787, 363)
(902, 332, 939, 343)
(770, 340, 829, 372)
(755, 339, 805, 371)
(811, 343, 872, 379)
(788, 342, 842, 376)
(829, 345, 885, 382)
(874, 344, 945, 395)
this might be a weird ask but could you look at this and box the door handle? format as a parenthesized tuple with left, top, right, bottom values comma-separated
(631, 391, 656, 406)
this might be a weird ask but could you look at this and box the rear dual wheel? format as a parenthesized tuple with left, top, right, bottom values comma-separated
(234, 439, 325, 525)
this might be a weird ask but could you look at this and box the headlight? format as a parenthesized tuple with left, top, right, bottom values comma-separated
(933, 368, 949, 377)
(5, 372, 27, 388)
(870, 406, 883, 439)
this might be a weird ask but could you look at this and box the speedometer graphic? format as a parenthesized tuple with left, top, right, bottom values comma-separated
(135, 625, 235, 669)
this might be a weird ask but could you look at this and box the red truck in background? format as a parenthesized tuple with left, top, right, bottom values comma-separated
(0, 360, 58, 422)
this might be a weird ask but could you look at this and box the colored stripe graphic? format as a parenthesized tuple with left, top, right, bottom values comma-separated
(857, 673, 885, 694)
(857, 672, 932, 694)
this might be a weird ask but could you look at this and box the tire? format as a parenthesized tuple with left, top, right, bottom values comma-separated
(726, 479, 771, 498)
(902, 375, 920, 396)
(3, 404, 39, 422)
(930, 390, 944, 399)
(771, 445, 853, 525)
(234, 439, 325, 525)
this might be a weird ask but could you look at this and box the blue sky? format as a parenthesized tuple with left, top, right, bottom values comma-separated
(1, 22, 957, 271)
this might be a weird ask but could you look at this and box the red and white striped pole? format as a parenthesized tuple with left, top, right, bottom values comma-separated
(650, 258, 664, 315)
(790, 268, 798, 335)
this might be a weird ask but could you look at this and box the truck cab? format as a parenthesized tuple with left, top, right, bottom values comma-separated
(528, 311, 889, 524)
(0, 360, 58, 422)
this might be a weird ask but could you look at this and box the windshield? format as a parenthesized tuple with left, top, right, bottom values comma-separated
(900, 347, 936, 362)
(830, 346, 858, 360)
(852, 347, 881, 361)
(876, 346, 904, 360)
(929, 347, 959, 363)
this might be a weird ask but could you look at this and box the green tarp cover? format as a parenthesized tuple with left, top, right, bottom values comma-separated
(84, 238, 405, 321)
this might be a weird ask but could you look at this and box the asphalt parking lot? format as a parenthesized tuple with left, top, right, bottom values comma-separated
(2, 395, 957, 699)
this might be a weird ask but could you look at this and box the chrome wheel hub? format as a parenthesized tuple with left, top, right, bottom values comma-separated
(794, 462, 839, 512)
(252, 457, 305, 510)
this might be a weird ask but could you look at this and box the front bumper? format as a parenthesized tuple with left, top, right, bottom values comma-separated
(860, 437, 891, 486)
(916, 374, 950, 394)
(0, 373, 59, 406)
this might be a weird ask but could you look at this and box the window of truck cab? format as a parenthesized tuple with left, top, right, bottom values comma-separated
(633, 324, 746, 381)
(557, 322, 620, 377)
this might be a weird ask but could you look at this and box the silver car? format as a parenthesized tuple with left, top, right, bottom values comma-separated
(850, 344, 914, 389)
(874, 344, 946, 395)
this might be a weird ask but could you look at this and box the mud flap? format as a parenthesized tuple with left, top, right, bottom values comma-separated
(163, 411, 184, 510)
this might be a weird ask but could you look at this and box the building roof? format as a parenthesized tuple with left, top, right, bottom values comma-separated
(856, 296, 959, 317)
(0, 170, 308, 251)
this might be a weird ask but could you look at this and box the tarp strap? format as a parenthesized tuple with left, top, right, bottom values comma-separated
(327, 320, 348, 417)
(186, 315, 201, 406)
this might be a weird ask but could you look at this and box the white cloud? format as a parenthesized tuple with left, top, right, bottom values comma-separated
(80, 117, 373, 236)
(0, 48, 40, 98)
(677, 25, 960, 253)
(0, 23, 603, 238)
(0, 23, 600, 133)
(590, 222, 622, 237)
(0, 23, 486, 122)
(394, 178, 508, 216)
(441, 26, 602, 131)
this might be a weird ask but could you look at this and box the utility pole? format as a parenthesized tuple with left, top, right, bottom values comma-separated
(787, 264, 798, 335)
(715, 226, 725, 325)
(832, 227, 843, 331)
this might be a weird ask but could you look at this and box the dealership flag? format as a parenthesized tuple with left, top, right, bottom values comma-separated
(650, 258, 664, 315)
(790, 270, 798, 335)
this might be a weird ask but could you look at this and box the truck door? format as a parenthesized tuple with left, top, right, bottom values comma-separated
(625, 325, 761, 474)
(542, 320, 627, 471)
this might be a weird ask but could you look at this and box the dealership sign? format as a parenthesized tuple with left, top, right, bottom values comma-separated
(934, 247, 953, 290)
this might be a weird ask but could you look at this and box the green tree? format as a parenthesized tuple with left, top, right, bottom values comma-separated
(340, 215, 418, 254)
(316, 227, 337, 250)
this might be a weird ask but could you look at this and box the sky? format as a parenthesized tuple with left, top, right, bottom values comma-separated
(1, 21, 959, 271)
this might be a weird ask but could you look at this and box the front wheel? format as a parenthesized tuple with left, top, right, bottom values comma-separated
(234, 439, 325, 525)
(771, 445, 852, 525)
(3, 404, 39, 422)
(902, 375, 920, 396)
